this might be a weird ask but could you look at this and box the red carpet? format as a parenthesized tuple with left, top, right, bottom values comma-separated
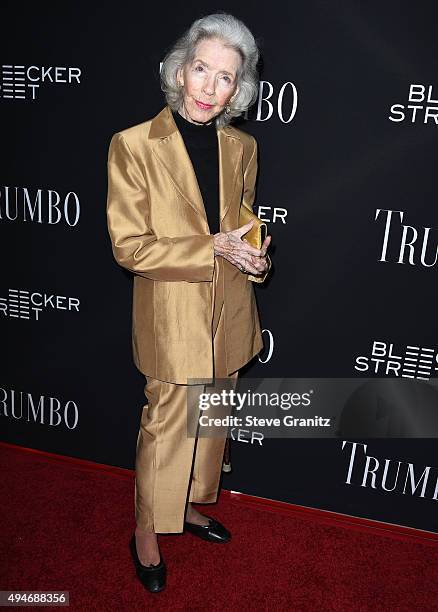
(2, 442, 438, 611)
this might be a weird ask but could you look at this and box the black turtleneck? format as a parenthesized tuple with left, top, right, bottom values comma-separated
(172, 109, 220, 235)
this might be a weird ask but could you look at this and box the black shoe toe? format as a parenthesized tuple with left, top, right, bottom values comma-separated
(184, 515, 231, 543)
(129, 535, 167, 593)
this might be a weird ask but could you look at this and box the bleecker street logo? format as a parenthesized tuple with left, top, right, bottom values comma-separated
(355, 340, 438, 381)
(1, 64, 81, 100)
(389, 83, 438, 124)
(0, 288, 80, 321)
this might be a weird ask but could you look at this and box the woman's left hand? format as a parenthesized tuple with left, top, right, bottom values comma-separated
(213, 222, 271, 275)
(242, 234, 271, 275)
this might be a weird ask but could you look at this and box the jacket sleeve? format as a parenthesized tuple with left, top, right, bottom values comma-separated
(106, 132, 215, 282)
(241, 137, 272, 284)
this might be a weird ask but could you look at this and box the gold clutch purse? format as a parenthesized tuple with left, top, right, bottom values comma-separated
(238, 206, 271, 283)
(239, 205, 267, 249)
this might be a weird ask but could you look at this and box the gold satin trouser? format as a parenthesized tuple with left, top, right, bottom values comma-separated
(134, 255, 239, 533)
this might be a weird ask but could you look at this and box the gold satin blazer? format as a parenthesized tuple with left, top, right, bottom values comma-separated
(106, 104, 271, 384)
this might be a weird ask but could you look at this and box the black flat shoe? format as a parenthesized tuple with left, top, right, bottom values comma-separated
(129, 534, 167, 593)
(184, 515, 231, 543)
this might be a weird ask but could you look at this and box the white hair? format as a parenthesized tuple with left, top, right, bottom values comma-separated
(160, 12, 260, 128)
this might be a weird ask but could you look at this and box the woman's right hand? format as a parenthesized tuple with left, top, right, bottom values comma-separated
(213, 220, 271, 276)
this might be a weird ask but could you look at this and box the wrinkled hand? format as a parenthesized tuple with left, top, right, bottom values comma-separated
(213, 219, 272, 275)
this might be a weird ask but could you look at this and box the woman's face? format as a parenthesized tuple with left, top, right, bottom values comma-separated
(177, 37, 241, 125)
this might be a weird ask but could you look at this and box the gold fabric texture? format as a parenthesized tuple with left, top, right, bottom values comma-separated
(106, 104, 271, 384)
(134, 255, 238, 533)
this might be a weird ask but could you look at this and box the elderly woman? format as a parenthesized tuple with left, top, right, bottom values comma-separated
(106, 12, 271, 593)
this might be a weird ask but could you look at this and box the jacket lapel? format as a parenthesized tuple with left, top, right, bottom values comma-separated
(149, 105, 242, 229)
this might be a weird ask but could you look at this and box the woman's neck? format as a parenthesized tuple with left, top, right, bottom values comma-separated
(172, 108, 216, 132)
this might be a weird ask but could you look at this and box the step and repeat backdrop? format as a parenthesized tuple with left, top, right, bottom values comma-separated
(2, 3, 438, 533)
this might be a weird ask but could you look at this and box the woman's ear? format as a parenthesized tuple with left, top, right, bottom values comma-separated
(176, 67, 184, 87)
